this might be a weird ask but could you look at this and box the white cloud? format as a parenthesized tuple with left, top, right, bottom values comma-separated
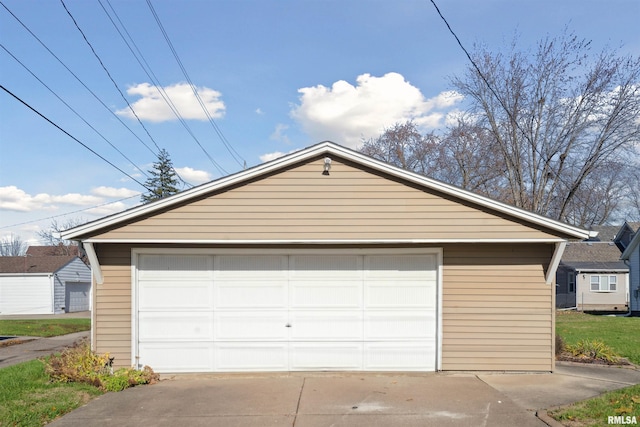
(0, 186, 103, 212)
(91, 186, 140, 198)
(290, 72, 464, 147)
(85, 202, 130, 217)
(116, 82, 226, 122)
(259, 148, 301, 163)
(255, 108, 265, 115)
(270, 123, 291, 144)
(175, 167, 212, 185)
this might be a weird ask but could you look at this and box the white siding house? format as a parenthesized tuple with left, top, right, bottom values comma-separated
(621, 231, 640, 315)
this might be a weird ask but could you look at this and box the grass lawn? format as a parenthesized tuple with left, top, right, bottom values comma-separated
(552, 311, 640, 425)
(548, 384, 640, 427)
(556, 311, 640, 365)
(0, 359, 103, 427)
(0, 319, 90, 338)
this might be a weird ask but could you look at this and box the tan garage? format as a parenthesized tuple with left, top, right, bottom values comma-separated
(62, 141, 592, 373)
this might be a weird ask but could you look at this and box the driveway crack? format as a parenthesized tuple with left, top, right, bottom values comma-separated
(292, 377, 306, 427)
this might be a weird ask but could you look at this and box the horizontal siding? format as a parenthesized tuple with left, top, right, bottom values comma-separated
(94, 158, 559, 241)
(94, 244, 131, 369)
(441, 243, 554, 371)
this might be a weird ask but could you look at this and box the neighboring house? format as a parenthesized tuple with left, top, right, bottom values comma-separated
(62, 141, 593, 373)
(0, 255, 91, 315)
(27, 244, 89, 265)
(555, 241, 629, 311)
(615, 221, 640, 252)
(621, 226, 640, 315)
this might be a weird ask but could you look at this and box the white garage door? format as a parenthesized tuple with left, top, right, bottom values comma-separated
(136, 251, 438, 373)
(0, 275, 53, 315)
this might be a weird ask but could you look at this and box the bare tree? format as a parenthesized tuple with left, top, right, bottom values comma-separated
(37, 218, 87, 254)
(452, 31, 640, 226)
(0, 234, 27, 256)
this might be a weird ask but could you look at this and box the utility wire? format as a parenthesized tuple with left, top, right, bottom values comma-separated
(59, 0, 162, 154)
(146, 0, 245, 170)
(0, 84, 151, 191)
(0, 1, 157, 157)
(0, 194, 141, 230)
(0, 43, 149, 180)
(428, 0, 593, 218)
(98, 0, 226, 177)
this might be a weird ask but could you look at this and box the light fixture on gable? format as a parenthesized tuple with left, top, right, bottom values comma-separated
(323, 157, 331, 175)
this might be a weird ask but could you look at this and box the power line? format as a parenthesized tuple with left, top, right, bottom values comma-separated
(0, 43, 150, 180)
(0, 84, 151, 191)
(0, 0, 157, 156)
(98, 0, 226, 177)
(428, 0, 596, 220)
(59, 0, 162, 154)
(146, 0, 245, 170)
(0, 194, 141, 230)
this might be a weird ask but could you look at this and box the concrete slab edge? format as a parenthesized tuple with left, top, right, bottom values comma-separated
(536, 409, 565, 427)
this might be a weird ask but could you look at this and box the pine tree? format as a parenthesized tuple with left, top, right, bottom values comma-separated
(141, 149, 181, 203)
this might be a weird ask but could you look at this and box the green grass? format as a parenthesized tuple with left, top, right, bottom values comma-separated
(548, 384, 640, 427)
(0, 319, 90, 338)
(0, 359, 103, 427)
(552, 311, 640, 425)
(556, 311, 640, 365)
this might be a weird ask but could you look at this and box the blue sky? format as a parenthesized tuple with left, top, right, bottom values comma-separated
(1, 0, 639, 245)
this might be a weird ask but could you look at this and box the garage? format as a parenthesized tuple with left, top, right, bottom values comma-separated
(63, 141, 593, 372)
(135, 250, 439, 373)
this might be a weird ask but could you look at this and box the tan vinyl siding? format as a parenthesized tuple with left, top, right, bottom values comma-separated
(441, 243, 554, 371)
(93, 158, 559, 241)
(94, 244, 131, 367)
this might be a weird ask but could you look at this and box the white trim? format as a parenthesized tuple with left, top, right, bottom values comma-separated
(84, 243, 104, 285)
(62, 141, 593, 241)
(0, 273, 52, 277)
(130, 246, 443, 372)
(82, 238, 566, 244)
(621, 229, 640, 260)
(546, 242, 567, 285)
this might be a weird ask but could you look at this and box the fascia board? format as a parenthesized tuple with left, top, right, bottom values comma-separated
(62, 141, 592, 240)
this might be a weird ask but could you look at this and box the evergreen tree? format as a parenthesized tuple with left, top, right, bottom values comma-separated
(141, 149, 181, 203)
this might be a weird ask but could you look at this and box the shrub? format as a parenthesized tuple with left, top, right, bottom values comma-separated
(44, 340, 159, 391)
(566, 339, 620, 363)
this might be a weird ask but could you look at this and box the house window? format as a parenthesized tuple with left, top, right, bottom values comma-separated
(590, 275, 617, 292)
(568, 273, 575, 293)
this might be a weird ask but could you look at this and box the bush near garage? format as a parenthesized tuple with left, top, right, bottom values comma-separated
(44, 340, 159, 392)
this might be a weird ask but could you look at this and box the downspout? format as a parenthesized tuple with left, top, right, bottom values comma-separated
(620, 259, 633, 317)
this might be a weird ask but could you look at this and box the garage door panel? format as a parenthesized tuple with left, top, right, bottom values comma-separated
(138, 280, 214, 310)
(364, 342, 436, 371)
(290, 280, 362, 308)
(290, 255, 362, 277)
(215, 343, 288, 371)
(215, 280, 287, 309)
(365, 255, 436, 276)
(139, 342, 214, 372)
(215, 311, 288, 340)
(216, 255, 288, 277)
(290, 311, 363, 340)
(365, 282, 436, 308)
(290, 342, 362, 370)
(138, 254, 213, 279)
(364, 311, 436, 340)
(139, 312, 214, 341)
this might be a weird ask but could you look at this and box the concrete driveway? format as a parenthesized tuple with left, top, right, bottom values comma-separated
(47, 364, 640, 427)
